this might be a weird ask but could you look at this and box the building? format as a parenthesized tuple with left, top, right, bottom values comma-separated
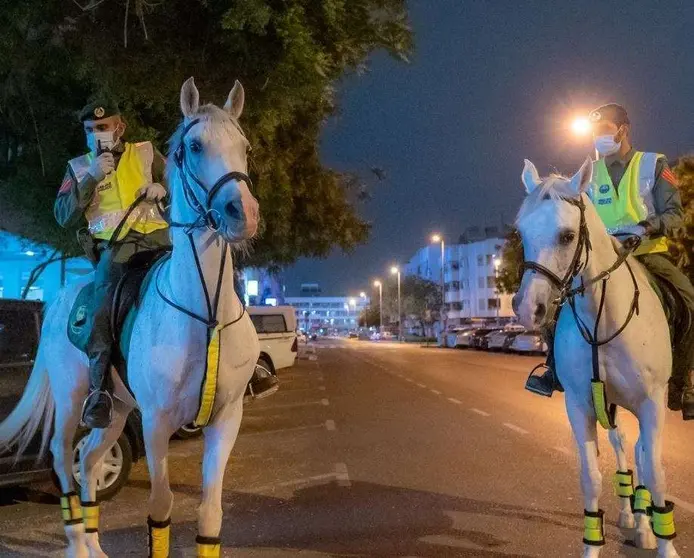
(0, 232, 92, 302)
(239, 267, 285, 307)
(285, 289, 370, 333)
(405, 236, 514, 325)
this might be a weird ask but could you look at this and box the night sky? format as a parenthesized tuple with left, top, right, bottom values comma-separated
(283, 0, 694, 296)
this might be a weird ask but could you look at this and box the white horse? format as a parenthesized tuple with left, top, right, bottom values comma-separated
(514, 158, 680, 558)
(0, 77, 260, 558)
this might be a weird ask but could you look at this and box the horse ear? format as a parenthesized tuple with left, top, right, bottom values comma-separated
(521, 159, 542, 193)
(180, 77, 200, 118)
(569, 157, 593, 196)
(224, 80, 245, 119)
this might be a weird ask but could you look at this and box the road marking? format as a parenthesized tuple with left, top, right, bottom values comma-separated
(416, 383, 427, 388)
(246, 472, 336, 492)
(334, 463, 351, 487)
(470, 408, 490, 417)
(447, 397, 462, 405)
(553, 446, 571, 456)
(406, 378, 415, 383)
(246, 400, 328, 410)
(668, 495, 694, 515)
(325, 419, 336, 431)
(319, 385, 326, 391)
(321, 398, 330, 406)
(430, 389, 442, 396)
(238, 423, 326, 438)
(503, 422, 529, 435)
(308, 355, 318, 361)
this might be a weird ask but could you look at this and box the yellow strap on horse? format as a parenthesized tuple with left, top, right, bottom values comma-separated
(193, 325, 222, 428)
(591, 379, 617, 430)
(583, 510, 606, 546)
(633, 485, 652, 514)
(147, 516, 171, 558)
(60, 493, 83, 525)
(81, 501, 99, 533)
(651, 501, 676, 540)
(613, 470, 634, 499)
(196, 536, 221, 558)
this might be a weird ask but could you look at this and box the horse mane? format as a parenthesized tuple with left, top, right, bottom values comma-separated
(516, 174, 580, 223)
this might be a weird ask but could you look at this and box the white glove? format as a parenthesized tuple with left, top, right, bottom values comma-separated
(613, 224, 647, 239)
(139, 182, 167, 202)
(87, 152, 115, 182)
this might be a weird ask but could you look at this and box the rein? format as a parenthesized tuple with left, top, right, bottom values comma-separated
(522, 196, 642, 429)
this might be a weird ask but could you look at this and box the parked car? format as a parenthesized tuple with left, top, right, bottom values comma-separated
(472, 328, 502, 350)
(454, 329, 476, 348)
(348, 331, 358, 339)
(510, 330, 548, 355)
(486, 326, 526, 352)
(248, 305, 299, 375)
(0, 299, 145, 500)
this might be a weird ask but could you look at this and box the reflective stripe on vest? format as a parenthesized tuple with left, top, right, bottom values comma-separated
(590, 151, 669, 256)
(68, 142, 167, 241)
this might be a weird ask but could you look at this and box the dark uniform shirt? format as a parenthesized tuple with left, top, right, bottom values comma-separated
(54, 142, 167, 229)
(603, 148, 683, 238)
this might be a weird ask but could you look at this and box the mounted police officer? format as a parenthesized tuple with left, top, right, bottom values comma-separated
(525, 103, 694, 421)
(55, 100, 171, 429)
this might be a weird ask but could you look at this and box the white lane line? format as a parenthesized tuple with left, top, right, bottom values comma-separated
(406, 378, 415, 383)
(247, 400, 328, 410)
(470, 408, 490, 417)
(246, 472, 336, 492)
(319, 385, 326, 391)
(668, 495, 694, 515)
(416, 383, 427, 388)
(554, 446, 571, 456)
(503, 422, 529, 435)
(448, 397, 462, 405)
(334, 463, 352, 487)
(308, 355, 318, 361)
(238, 423, 325, 438)
(321, 398, 330, 406)
(325, 419, 337, 431)
(430, 389, 442, 396)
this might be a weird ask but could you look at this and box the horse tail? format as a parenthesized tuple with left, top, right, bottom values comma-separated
(0, 349, 54, 461)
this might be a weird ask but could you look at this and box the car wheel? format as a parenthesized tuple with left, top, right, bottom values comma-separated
(257, 356, 275, 377)
(174, 423, 203, 440)
(52, 428, 133, 501)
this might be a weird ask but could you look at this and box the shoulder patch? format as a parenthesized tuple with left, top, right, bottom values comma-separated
(661, 168, 679, 187)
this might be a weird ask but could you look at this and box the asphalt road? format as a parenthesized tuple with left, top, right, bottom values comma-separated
(0, 339, 692, 557)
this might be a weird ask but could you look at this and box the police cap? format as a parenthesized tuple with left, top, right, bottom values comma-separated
(78, 99, 121, 123)
(588, 104, 630, 127)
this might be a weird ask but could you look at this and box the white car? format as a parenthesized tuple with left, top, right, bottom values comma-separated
(454, 329, 475, 348)
(248, 306, 298, 374)
(486, 325, 526, 351)
(510, 331, 548, 354)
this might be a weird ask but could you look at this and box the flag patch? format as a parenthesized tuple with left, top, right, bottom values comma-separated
(661, 168, 679, 186)
(59, 177, 72, 194)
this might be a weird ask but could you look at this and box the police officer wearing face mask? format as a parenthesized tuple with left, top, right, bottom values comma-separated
(55, 100, 171, 428)
(526, 103, 694, 421)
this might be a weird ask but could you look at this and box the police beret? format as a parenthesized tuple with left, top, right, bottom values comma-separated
(78, 99, 120, 122)
(588, 104, 630, 127)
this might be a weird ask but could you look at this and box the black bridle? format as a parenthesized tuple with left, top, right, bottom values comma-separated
(156, 116, 252, 331)
(521, 195, 642, 427)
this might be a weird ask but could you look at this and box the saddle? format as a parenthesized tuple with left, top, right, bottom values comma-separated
(67, 249, 171, 389)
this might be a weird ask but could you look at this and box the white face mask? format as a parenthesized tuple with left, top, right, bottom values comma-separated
(594, 134, 621, 157)
(87, 130, 119, 154)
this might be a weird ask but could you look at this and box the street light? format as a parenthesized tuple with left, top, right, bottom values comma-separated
(359, 291, 366, 299)
(493, 256, 502, 319)
(373, 280, 383, 332)
(391, 266, 401, 341)
(431, 233, 446, 346)
(571, 116, 591, 136)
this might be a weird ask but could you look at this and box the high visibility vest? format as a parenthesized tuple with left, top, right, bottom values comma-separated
(68, 142, 168, 241)
(590, 151, 669, 256)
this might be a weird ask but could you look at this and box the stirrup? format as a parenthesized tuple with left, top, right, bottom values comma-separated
(525, 363, 554, 397)
(80, 390, 114, 427)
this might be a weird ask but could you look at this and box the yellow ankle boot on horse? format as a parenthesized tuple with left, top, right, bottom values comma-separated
(651, 501, 677, 540)
(81, 501, 99, 534)
(613, 469, 634, 500)
(60, 492, 83, 527)
(583, 510, 606, 547)
(632, 485, 652, 515)
(147, 516, 171, 558)
(196, 535, 221, 558)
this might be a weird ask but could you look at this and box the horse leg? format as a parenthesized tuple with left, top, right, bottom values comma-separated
(142, 414, 175, 558)
(78, 400, 130, 558)
(197, 398, 244, 557)
(639, 395, 680, 558)
(51, 400, 89, 558)
(607, 424, 635, 530)
(565, 396, 604, 558)
(632, 435, 657, 549)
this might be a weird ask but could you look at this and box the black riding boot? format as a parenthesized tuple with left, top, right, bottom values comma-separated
(682, 370, 694, 421)
(82, 351, 113, 429)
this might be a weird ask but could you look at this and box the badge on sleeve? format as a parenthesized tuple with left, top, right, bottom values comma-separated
(661, 168, 679, 187)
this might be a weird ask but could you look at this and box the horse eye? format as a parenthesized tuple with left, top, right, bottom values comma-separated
(559, 230, 576, 246)
(189, 140, 203, 154)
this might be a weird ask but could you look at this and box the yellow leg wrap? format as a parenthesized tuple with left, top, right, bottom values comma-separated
(81, 501, 99, 533)
(583, 510, 606, 546)
(651, 501, 676, 540)
(60, 492, 83, 526)
(194, 326, 221, 427)
(591, 379, 617, 430)
(613, 469, 634, 499)
(196, 535, 221, 558)
(633, 485, 652, 515)
(148, 516, 171, 558)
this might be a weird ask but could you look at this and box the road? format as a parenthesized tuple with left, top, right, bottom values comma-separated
(0, 339, 692, 557)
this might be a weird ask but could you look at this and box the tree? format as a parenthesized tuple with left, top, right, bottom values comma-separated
(358, 305, 380, 328)
(496, 228, 523, 295)
(0, 0, 413, 267)
(669, 156, 694, 281)
(383, 276, 441, 331)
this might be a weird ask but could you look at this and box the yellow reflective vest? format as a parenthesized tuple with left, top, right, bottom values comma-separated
(68, 142, 168, 241)
(590, 151, 669, 256)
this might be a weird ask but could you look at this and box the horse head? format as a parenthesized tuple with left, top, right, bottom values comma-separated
(513, 158, 594, 330)
(168, 77, 259, 243)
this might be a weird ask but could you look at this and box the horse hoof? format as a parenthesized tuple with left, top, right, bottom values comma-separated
(634, 528, 657, 550)
(582, 545, 602, 558)
(618, 510, 635, 529)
